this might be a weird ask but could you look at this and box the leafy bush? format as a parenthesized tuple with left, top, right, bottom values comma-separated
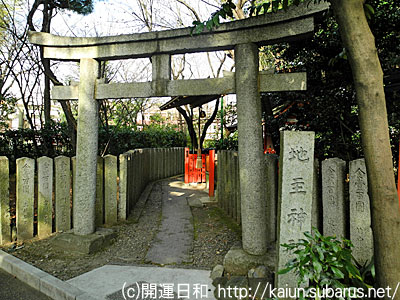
(98, 124, 186, 156)
(0, 123, 186, 172)
(279, 229, 374, 299)
(206, 131, 238, 150)
(0, 122, 74, 161)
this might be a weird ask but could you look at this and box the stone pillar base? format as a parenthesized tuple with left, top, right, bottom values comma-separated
(223, 244, 276, 276)
(51, 228, 116, 255)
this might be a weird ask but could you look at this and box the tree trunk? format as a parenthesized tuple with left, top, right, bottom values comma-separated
(330, 0, 400, 296)
(43, 59, 51, 124)
(28, 0, 78, 151)
(176, 106, 198, 150)
(41, 1, 52, 125)
(200, 99, 220, 148)
(59, 101, 77, 152)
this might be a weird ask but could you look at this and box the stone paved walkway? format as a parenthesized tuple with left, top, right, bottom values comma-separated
(67, 265, 215, 300)
(145, 178, 207, 265)
(67, 178, 216, 300)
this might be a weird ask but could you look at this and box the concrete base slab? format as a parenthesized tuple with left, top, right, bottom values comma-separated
(67, 265, 216, 300)
(51, 228, 116, 255)
(223, 247, 276, 276)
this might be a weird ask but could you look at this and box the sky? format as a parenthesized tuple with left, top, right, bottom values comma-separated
(6, 0, 236, 126)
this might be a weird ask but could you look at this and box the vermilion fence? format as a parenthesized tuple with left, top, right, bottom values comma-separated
(184, 148, 215, 197)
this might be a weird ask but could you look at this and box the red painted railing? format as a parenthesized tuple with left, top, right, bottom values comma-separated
(184, 148, 215, 196)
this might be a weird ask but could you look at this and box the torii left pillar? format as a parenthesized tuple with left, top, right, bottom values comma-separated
(236, 43, 268, 255)
(74, 58, 99, 235)
(223, 43, 270, 275)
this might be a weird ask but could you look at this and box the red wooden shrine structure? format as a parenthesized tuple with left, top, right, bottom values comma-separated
(184, 148, 215, 197)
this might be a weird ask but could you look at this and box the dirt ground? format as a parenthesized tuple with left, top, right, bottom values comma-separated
(1, 182, 241, 281)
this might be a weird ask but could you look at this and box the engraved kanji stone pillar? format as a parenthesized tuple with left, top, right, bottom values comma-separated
(276, 131, 315, 288)
(349, 159, 373, 265)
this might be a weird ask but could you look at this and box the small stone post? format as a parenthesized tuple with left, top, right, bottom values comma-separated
(55, 156, 71, 232)
(37, 156, 53, 237)
(218, 151, 226, 210)
(126, 150, 135, 210)
(234, 153, 241, 224)
(322, 158, 346, 238)
(74, 58, 99, 235)
(72, 156, 76, 203)
(0, 157, 10, 244)
(131, 151, 140, 205)
(104, 155, 118, 225)
(16, 157, 35, 241)
(118, 153, 128, 221)
(216, 151, 222, 207)
(235, 42, 267, 256)
(276, 131, 315, 289)
(312, 159, 321, 232)
(349, 159, 374, 265)
(231, 152, 238, 221)
(96, 157, 104, 227)
(265, 154, 278, 244)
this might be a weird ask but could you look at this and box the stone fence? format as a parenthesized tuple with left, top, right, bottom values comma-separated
(0, 147, 184, 245)
(216, 150, 373, 265)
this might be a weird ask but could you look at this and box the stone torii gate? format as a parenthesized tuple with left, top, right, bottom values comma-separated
(29, 2, 327, 264)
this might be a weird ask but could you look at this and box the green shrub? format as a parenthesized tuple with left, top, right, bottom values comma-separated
(206, 131, 238, 150)
(0, 123, 186, 172)
(99, 124, 186, 156)
(278, 228, 374, 299)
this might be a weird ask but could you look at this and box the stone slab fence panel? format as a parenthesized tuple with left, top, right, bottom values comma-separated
(37, 156, 53, 238)
(216, 150, 374, 266)
(0, 147, 184, 245)
(16, 157, 35, 241)
(55, 156, 71, 232)
(0, 157, 10, 244)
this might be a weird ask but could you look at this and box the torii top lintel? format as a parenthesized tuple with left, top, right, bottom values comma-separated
(28, 2, 329, 61)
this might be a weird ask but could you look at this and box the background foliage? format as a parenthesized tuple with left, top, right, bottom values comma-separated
(211, 0, 399, 168)
(0, 123, 186, 172)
